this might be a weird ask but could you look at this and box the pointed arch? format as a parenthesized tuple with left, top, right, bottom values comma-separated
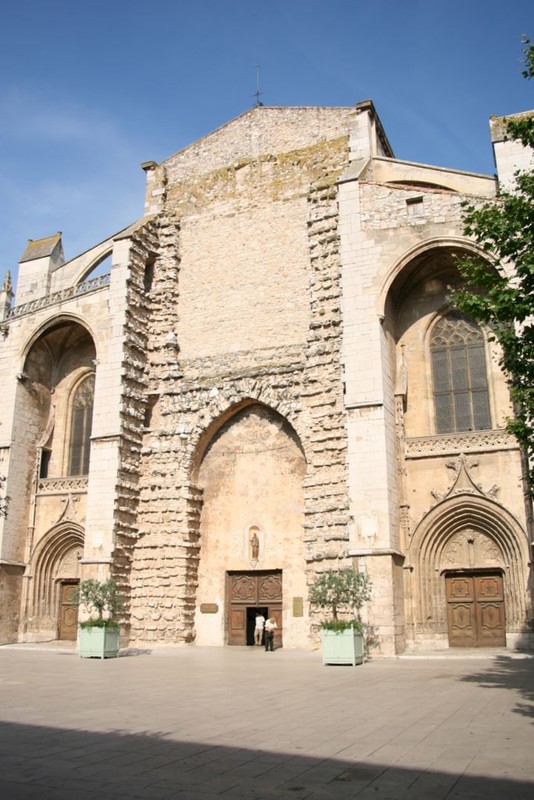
(189, 401, 308, 648)
(376, 237, 497, 319)
(28, 523, 84, 622)
(21, 313, 100, 372)
(189, 395, 307, 483)
(409, 493, 529, 634)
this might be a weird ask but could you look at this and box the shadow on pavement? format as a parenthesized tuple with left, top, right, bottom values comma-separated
(0, 719, 533, 800)
(459, 655, 534, 720)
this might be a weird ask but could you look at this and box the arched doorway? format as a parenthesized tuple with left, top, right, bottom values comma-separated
(408, 489, 529, 649)
(193, 403, 307, 648)
(25, 526, 84, 641)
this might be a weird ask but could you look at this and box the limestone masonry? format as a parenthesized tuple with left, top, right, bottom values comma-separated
(0, 101, 532, 654)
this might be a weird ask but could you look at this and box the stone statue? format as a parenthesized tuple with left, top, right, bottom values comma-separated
(250, 530, 259, 561)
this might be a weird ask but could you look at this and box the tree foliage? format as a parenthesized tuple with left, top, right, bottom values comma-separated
(76, 579, 123, 626)
(308, 568, 372, 622)
(454, 37, 534, 490)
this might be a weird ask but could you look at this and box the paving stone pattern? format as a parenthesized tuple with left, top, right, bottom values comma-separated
(0, 646, 533, 799)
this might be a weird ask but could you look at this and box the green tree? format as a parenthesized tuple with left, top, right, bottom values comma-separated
(454, 37, 534, 490)
(76, 579, 123, 626)
(308, 568, 372, 624)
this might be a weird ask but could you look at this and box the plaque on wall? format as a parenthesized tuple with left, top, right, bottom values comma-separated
(200, 603, 219, 614)
(292, 597, 303, 617)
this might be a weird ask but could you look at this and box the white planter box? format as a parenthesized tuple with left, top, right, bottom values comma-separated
(321, 628, 364, 666)
(79, 626, 120, 659)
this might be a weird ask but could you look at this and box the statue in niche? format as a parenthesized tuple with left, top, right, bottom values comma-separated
(250, 528, 260, 561)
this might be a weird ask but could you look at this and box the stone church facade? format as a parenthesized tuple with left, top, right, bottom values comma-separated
(0, 101, 532, 654)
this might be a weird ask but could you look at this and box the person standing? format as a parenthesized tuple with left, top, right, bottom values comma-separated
(264, 616, 277, 651)
(254, 611, 265, 646)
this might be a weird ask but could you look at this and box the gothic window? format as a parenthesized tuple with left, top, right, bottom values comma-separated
(68, 374, 95, 475)
(430, 313, 491, 433)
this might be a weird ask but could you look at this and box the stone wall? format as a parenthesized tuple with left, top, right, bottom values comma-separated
(129, 126, 354, 646)
(112, 221, 159, 635)
(0, 564, 23, 642)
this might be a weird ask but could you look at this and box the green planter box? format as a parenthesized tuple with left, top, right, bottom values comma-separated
(321, 628, 364, 666)
(79, 626, 120, 659)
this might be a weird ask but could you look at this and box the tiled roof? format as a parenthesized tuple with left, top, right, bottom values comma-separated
(19, 233, 62, 263)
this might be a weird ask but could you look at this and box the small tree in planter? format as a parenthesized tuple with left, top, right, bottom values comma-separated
(309, 567, 372, 666)
(76, 579, 123, 659)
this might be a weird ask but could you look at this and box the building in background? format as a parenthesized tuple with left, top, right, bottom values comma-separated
(0, 101, 532, 653)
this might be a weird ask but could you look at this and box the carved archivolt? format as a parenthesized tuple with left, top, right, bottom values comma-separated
(408, 493, 529, 634)
(27, 525, 85, 619)
(442, 528, 503, 568)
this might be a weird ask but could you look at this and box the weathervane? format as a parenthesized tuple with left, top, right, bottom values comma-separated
(252, 64, 264, 107)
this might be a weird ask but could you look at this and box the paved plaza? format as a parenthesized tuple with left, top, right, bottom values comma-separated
(0, 644, 533, 799)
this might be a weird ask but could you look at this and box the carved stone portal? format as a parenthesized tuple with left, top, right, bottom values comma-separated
(442, 528, 503, 569)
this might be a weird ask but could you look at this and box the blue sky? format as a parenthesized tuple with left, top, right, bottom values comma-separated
(1, 0, 532, 288)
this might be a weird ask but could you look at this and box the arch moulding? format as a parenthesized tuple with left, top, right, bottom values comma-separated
(187, 386, 306, 483)
(21, 312, 100, 370)
(408, 492, 529, 628)
(376, 236, 497, 318)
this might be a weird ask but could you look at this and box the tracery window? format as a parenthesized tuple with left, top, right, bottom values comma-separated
(68, 374, 95, 475)
(430, 313, 491, 433)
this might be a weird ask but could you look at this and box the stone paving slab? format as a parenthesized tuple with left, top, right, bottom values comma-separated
(0, 645, 533, 799)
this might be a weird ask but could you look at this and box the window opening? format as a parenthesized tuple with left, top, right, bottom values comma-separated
(68, 374, 95, 475)
(430, 313, 491, 433)
(40, 449, 52, 479)
(406, 196, 424, 218)
(144, 257, 155, 293)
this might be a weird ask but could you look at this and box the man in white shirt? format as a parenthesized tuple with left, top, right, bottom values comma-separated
(264, 617, 277, 651)
(254, 611, 265, 646)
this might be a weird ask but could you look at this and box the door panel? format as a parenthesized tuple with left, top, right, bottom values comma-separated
(446, 575, 476, 647)
(58, 582, 79, 640)
(446, 572, 505, 648)
(227, 572, 282, 647)
(475, 575, 505, 646)
(476, 575, 503, 601)
(228, 608, 246, 645)
(259, 574, 282, 604)
(270, 607, 283, 649)
(230, 575, 257, 603)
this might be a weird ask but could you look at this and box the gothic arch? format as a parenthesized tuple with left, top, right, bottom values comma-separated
(381, 241, 507, 439)
(21, 313, 100, 371)
(409, 494, 529, 635)
(190, 401, 308, 648)
(27, 523, 84, 623)
(377, 237, 496, 319)
(189, 393, 307, 483)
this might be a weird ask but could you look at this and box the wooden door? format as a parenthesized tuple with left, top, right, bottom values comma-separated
(446, 572, 505, 647)
(58, 581, 79, 640)
(475, 574, 506, 646)
(227, 571, 282, 646)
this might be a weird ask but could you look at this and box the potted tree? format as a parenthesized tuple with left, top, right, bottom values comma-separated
(77, 578, 122, 659)
(309, 567, 372, 666)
